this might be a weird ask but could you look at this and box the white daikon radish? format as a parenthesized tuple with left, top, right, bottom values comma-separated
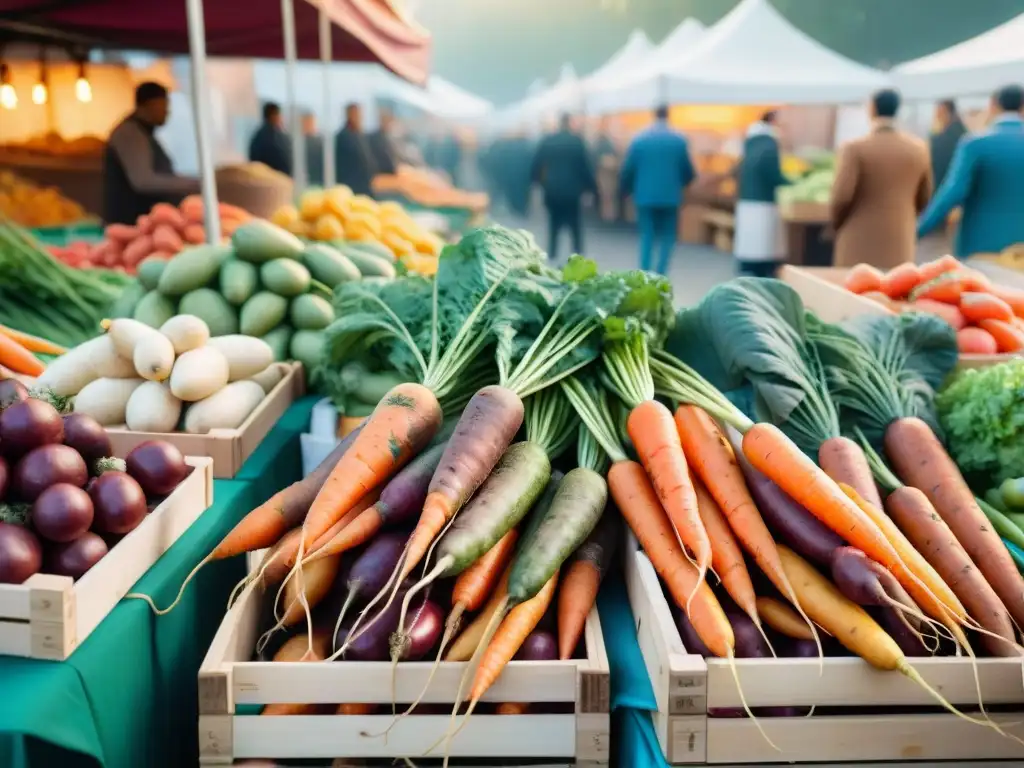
(159, 315, 210, 354)
(104, 317, 176, 381)
(205, 335, 275, 381)
(36, 336, 135, 396)
(73, 378, 145, 425)
(125, 381, 182, 432)
(184, 381, 266, 434)
(248, 362, 290, 393)
(169, 347, 229, 401)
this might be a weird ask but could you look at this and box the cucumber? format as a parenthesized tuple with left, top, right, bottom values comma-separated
(157, 244, 231, 296)
(338, 362, 405, 404)
(261, 325, 293, 362)
(289, 293, 334, 330)
(232, 220, 305, 263)
(240, 292, 288, 337)
(345, 240, 396, 263)
(133, 291, 176, 328)
(342, 247, 396, 279)
(137, 257, 168, 291)
(261, 259, 311, 297)
(108, 281, 146, 319)
(289, 329, 325, 376)
(436, 442, 551, 574)
(179, 288, 238, 337)
(302, 243, 361, 286)
(220, 259, 258, 306)
(510, 467, 606, 603)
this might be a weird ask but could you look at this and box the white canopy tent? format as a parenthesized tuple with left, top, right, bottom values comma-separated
(386, 75, 493, 121)
(494, 63, 581, 127)
(893, 13, 1024, 100)
(582, 29, 653, 91)
(589, 0, 890, 112)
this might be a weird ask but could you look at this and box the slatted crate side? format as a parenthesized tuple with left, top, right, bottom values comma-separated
(624, 544, 709, 765)
(107, 363, 305, 478)
(199, 551, 609, 765)
(0, 457, 213, 660)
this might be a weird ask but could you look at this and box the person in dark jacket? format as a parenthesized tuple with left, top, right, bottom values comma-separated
(367, 109, 398, 177)
(334, 103, 376, 196)
(733, 110, 791, 277)
(531, 115, 596, 262)
(302, 112, 324, 187)
(929, 99, 967, 189)
(248, 102, 292, 176)
(103, 81, 199, 225)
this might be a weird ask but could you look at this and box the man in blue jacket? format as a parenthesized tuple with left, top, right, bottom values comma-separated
(918, 85, 1024, 257)
(620, 105, 695, 274)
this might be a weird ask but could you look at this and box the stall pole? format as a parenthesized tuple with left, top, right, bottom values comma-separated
(184, 0, 221, 243)
(319, 5, 336, 187)
(281, 0, 307, 193)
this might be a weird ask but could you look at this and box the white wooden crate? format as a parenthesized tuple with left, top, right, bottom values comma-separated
(198, 552, 610, 765)
(106, 363, 305, 479)
(0, 456, 213, 660)
(624, 544, 1024, 765)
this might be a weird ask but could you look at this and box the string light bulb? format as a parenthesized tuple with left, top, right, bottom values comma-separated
(32, 52, 47, 106)
(75, 60, 92, 102)
(0, 63, 15, 110)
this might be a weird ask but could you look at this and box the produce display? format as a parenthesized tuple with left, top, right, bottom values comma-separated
(270, 186, 443, 275)
(36, 315, 288, 435)
(0, 170, 90, 227)
(0, 383, 190, 584)
(0, 222, 134, 350)
(843, 255, 1024, 354)
(372, 165, 489, 212)
(85, 196, 252, 274)
(976, 243, 1024, 272)
(1, 132, 105, 158)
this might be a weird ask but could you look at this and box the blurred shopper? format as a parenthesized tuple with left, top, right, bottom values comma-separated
(103, 82, 199, 225)
(620, 105, 695, 275)
(248, 102, 292, 176)
(733, 111, 791, 277)
(918, 85, 1024, 258)
(590, 117, 620, 222)
(368, 108, 399, 177)
(505, 131, 535, 217)
(334, 103, 376, 196)
(302, 112, 324, 187)
(929, 100, 967, 189)
(830, 89, 932, 269)
(432, 131, 463, 187)
(531, 114, 596, 262)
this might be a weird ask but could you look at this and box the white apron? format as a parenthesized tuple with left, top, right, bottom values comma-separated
(734, 200, 785, 262)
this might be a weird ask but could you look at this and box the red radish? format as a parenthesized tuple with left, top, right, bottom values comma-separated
(956, 327, 998, 355)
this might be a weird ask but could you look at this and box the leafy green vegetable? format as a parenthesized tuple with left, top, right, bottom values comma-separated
(937, 358, 1024, 487)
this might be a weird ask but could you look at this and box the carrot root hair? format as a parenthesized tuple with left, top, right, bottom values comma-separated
(724, 653, 779, 752)
(125, 553, 211, 615)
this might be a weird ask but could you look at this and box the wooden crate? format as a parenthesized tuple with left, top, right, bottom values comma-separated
(0, 456, 213, 660)
(197, 553, 610, 765)
(624, 544, 1024, 765)
(106, 363, 305, 479)
(779, 265, 1017, 370)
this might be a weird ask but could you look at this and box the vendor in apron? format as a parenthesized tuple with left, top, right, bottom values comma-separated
(733, 111, 790, 277)
(103, 82, 199, 225)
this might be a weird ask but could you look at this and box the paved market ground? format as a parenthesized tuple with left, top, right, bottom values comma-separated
(494, 207, 952, 307)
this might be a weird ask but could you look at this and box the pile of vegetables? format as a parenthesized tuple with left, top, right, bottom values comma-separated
(271, 185, 442, 275)
(0, 170, 89, 227)
(116, 219, 394, 375)
(0, 382, 190, 584)
(843, 255, 1024, 354)
(0, 222, 134, 349)
(37, 315, 289, 435)
(129, 226, 1024, 761)
(91, 197, 252, 274)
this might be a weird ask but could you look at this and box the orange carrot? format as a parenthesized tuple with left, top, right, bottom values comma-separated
(917, 255, 961, 283)
(674, 407, 816, 649)
(453, 529, 519, 615)
(627, 400, 710, 607)
(959, 292, 1014, 324)
(957, 327, 998, 355)
(608, 460, 734, 658)
(496, 702, 529, 715)
(446, 565, 513, 661)
(843, 263, 884, 294)
(336, 703, 377, 714)
(302, 382, 441, 551)
(0, 334, 44, 376)
(557, 507, 619, 660)
(0, 325, 65, 356)
(880, 263, 922, 299)
(818, 435, 884, 515)
(978, 318, 1024, 353)
(690, 471, 767, 646)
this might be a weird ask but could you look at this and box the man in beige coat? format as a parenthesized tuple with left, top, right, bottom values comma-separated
(830, 89, 933, 269)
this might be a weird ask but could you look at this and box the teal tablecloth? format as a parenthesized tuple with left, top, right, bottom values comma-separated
(0, 397, 317, 768)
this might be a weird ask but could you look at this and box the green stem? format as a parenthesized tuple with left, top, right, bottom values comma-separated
(854, 427, 903, 493)
(561, 377, 627, 464)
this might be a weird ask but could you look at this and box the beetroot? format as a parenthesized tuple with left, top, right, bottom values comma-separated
(32, 484, 94, 543)
(125, 440, 187, 497)
(0, 399, 64, 459)
(13, 444, 88, 501)
(46, 532, 108, 578)
(89, 472, 147, 534)
(0, 522, 42, 583)
(62, 413, 112, 465)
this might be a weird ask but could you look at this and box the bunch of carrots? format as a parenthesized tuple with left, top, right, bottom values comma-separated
(132, 231, 1024, 761)
(844, 254, 1024, 354)
(0, 325, 65, 377)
